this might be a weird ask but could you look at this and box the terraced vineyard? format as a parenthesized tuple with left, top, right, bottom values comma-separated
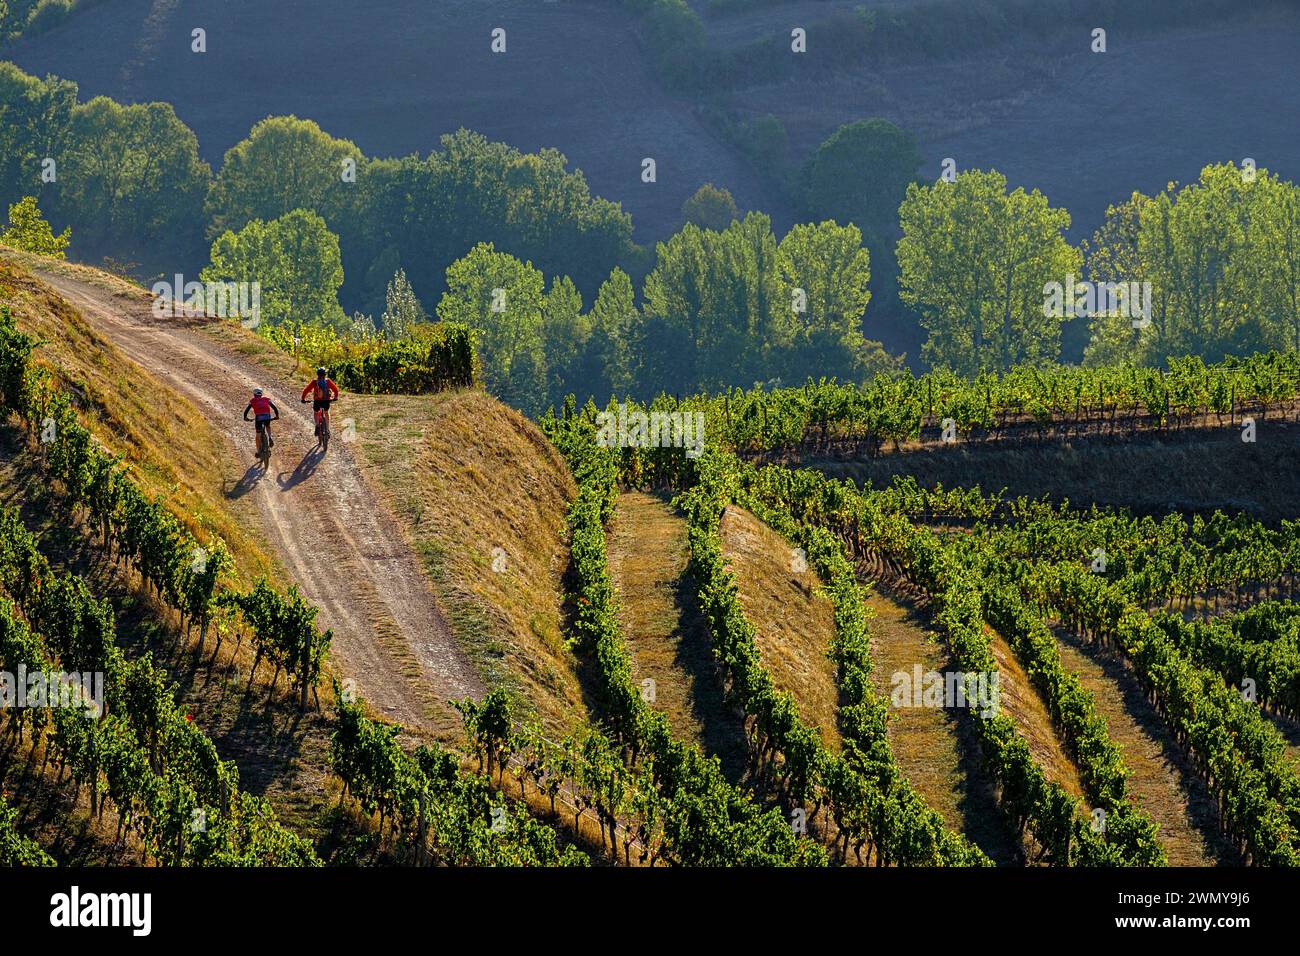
(5, 257, 1300, 875)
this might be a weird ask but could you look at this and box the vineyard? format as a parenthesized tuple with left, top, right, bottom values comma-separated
(5, 0, 1300, 937)
(622, 351, 1300, 457)
(259, 321, 475, 395)
(5, 268, 1300, 870)
(522, 384, 1300, 867)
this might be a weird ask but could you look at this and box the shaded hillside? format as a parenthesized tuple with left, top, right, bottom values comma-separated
(6, 1, 1298, 359)
(0, 0, 784, 246)
(800, 421, 1300, 526)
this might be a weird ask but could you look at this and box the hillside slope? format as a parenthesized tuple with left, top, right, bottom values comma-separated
(1, 249, 484, 740)
(2, 248, 596, 740)
(607, 490, 747, 781)
(0, 0, 782, 246)
(0, 251, 345, 847)
(0, 252, 274, 582)
(719, 503, 842, 750)
(345, 389, 594, 738)
(802, 425, 1300, 525)
(7, 2, 1297, 358)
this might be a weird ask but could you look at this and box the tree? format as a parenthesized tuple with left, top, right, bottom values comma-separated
(348, 312, 377, 341)
(1082, 192, 1153, 367)
(0, 63, 77, 213)
(1262, 172, 1300, 352)
(682, 184, 739, 231)
(1, 195, 70, 258)
(201, 209, 346, 329)
(437, 242, 547, 412)
(897, 169, 1080, 374)
(428, 130, 633, 297)
(61, 97, 210, 249)
(642, 0, 706, 89)
(776, 220, 873, 381)
(800, 119, 922, 236)
(729, 114, 788, 177)
(581, 268, 637, 402)
(540, 275, 587, 408)
(640, 213, 785, 394)
(342, 130, 634, 318)
(1123, 163, 1296, 363)
(204, 116, 362, 239)
(379, 268, 427, 339)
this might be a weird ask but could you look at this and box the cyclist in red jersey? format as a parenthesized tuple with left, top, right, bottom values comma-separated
(301, 367, 340, 436)
(243, 387, 280, 448)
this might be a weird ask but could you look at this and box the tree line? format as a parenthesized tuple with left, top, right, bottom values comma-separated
(6, 59, 1300, 417)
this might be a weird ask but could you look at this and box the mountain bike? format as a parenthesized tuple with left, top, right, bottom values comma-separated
(254, 415, 276, 464)
(304, 397, 336, 451)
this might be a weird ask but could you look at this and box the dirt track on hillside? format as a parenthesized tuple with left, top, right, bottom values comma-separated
(37, 269, 485, 737)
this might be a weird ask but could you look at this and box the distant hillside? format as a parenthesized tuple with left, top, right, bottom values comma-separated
(5, 0, 1298, 358)
(0, 0, 782, 246)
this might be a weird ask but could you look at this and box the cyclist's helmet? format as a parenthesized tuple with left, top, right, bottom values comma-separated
(316, 367, 327, 377)
(253, 387, 263, 396)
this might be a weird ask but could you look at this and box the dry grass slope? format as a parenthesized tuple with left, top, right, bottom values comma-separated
(348, 389, 591, 737)
(0, 249, 277, 581)
(0, 253, 342, 850)
(719, 503, 841, 751)
(607, 491, 747, 781)
(983, 626, 1088, 805)
(864, 589, 1020, 864)
(1052, 628, 1233, 865)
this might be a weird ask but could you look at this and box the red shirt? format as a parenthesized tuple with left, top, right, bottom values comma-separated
(302, 378, 339, 402)
(249, 395, 273, 416)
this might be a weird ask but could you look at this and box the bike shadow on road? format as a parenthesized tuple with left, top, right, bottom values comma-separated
(225, 460, 271, 500)
(277, 445, 326, 491)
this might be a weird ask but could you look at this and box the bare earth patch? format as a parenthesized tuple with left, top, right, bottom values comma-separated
(1053, 627, 1236, 865)
(350, 389, 591, 739)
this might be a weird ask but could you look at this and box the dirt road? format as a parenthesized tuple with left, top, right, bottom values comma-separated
(38, 270, 485, 736)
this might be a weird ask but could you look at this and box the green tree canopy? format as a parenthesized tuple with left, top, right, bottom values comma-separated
(581, 267, 638, 402)
(777, 220, 873, 381)
(897, 169, 1080, 374)
(800, 119, 922, 237)
(541, 275, 587, 408)
(379, 267, 427, 339)
(61, 96, 211, 248)
(204, 115, 362, 239)
(0, 63, 76, 212)
(1081, 192, 1152, 367)
(437, 242, 548, 412)
(640, 213, 786, 394)
(201, 208, 346, 329)
(1083, 163, 1300, 364)
(1, 195, 70, 258)
(682, 183, 739, 231)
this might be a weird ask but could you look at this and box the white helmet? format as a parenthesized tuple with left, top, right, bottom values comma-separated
(253, 387, 263, 396)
